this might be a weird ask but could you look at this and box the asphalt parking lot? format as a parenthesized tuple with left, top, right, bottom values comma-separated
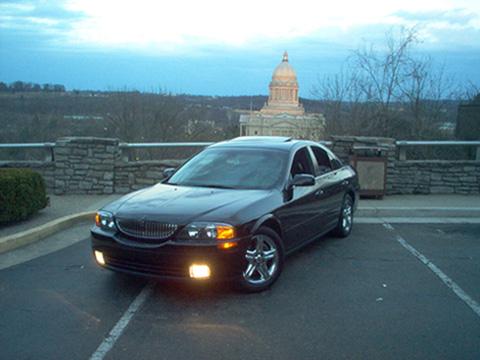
(1, 222, 479, 360)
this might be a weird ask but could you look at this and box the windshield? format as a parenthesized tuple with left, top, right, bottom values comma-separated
(167, 147, 287, 190)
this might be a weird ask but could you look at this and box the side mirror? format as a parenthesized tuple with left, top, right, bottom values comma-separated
(163, 168, 176, 179)
(283, 173, 315, 202)
(291, 173, 315, 187)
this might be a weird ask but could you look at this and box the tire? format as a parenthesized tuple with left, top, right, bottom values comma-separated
(237, 226, 284, 293)
(332, 194, 354, 238)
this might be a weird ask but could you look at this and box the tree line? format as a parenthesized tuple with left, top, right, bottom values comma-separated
(0, 81, 66, 93)
(0, 90, 240, 143)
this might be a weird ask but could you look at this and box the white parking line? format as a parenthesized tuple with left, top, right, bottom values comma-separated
(382, 222, 394, 230)
(382, 223, 480, 318)
(356, 217, 480, 224)
(89, 282, 155, 360)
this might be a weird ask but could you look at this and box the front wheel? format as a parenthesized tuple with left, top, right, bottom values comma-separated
(237, 227, 284, 292)
(332, 194, 354, 237)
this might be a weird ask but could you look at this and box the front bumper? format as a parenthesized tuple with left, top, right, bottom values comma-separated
(91, 227, 250, 281)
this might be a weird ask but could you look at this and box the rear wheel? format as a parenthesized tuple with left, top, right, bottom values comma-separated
(237, 227, 284, 292)
(333, 194, 354, 237)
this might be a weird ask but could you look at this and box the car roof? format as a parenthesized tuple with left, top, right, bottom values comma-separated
(210, 136, 322, 152)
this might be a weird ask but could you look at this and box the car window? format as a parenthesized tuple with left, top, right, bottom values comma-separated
(323, 147, 344, 170)
(328, 152, 343, 170)
(167, 148, 287, 190)
(290, 147, 315, 177)
(311, 146, 333, 176)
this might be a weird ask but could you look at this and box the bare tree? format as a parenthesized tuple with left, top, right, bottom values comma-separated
(312, 66, 358, 135)
(105, 90, 185, 143)
(314, 26, 460, 139)
(399, 59, 457, 138)
(106, 91, 145, 142)
(462, 81, 480, 102)
(150, 94, 186, 142)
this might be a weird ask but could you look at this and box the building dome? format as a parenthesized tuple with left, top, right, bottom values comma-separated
(239, 50, 325, 140)
(260, 51, 304, 115)
(271, 52, 298, 84)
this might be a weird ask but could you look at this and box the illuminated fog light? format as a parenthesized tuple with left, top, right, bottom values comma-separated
(189, 264, 211, 279)
(218, 241, 237, 250)
(94, 250, 105, 265)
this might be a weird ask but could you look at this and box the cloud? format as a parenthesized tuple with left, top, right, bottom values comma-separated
(0, 0, 85, 47)
(394, 8, 478, 25)
(1, 0, 480, 54)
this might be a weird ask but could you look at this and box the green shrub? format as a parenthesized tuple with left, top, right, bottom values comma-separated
(0, 168, 48, 223)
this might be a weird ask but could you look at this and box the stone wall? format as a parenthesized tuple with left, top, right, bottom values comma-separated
(328, 135, 396, 163)
(1, 136, 479, 195)
(53, 137, 119, 195)
(114, 160, 185, 193)
(328, 135, 480, 195)
(327, 136, 398, 193)
(389, 161, 480, 194)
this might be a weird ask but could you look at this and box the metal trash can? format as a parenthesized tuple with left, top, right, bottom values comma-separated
(350, 146, 388, 199)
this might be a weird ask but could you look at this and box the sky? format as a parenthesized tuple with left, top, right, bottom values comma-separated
(1, 0, 479, 97)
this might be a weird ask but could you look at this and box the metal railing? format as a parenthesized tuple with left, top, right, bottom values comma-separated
(1, 140, 480, 162)
(395, 141, 480, 161)
(0, 143, 56, 161)
(119, 141, 333, 148)
(118, 141, 334, 161)
(119, 142, 215, 148)
(118, 142, 215, 161)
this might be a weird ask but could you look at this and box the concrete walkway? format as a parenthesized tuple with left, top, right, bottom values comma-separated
(0, 194, 121, 238)
(360, 194, 480, 208)
(358, 194, 480, 218)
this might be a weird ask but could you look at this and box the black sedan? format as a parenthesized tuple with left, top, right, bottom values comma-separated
(91, 136, 359, 292)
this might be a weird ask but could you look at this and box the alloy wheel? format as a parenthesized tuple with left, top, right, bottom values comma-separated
(341, 199, 353, 233)
(243, 234, 279, 285)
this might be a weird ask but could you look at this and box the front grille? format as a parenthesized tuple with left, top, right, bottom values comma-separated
(116, 218, 178, 240)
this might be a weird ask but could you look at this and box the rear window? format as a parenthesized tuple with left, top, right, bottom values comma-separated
(311, 146, 333, 175)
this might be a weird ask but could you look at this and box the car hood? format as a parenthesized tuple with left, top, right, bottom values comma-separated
(104, 183, 274, 225)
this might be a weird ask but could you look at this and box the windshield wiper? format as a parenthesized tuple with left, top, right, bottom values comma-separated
(194, 184, 237, 189)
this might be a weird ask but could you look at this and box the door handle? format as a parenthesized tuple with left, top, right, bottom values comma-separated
(315, 189, 324, 197)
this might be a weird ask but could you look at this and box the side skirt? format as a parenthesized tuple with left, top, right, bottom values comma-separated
(284, 222, 337, 256)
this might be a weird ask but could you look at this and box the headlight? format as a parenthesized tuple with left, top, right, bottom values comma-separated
(177, 222, 235, 242)
(95, 211, 117, 232)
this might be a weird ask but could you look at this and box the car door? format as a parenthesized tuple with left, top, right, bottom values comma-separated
(275, 146, 319, 251)
(326, 149, 350, 220)
(309, 145, 345, 230)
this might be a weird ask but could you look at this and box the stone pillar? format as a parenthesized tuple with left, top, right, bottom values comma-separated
(328, 135, 397, 194)
(53, 137, 119, 195)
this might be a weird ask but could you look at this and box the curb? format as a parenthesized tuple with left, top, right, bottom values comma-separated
(357, 207, 480, 218)
(0, 211, 95, 254)
(355, 217, 480, 224)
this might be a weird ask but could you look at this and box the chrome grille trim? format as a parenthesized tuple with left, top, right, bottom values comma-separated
(116, 218, 178, 240)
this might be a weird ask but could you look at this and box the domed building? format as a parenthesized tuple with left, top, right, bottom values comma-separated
(239, 52, 325, 139)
